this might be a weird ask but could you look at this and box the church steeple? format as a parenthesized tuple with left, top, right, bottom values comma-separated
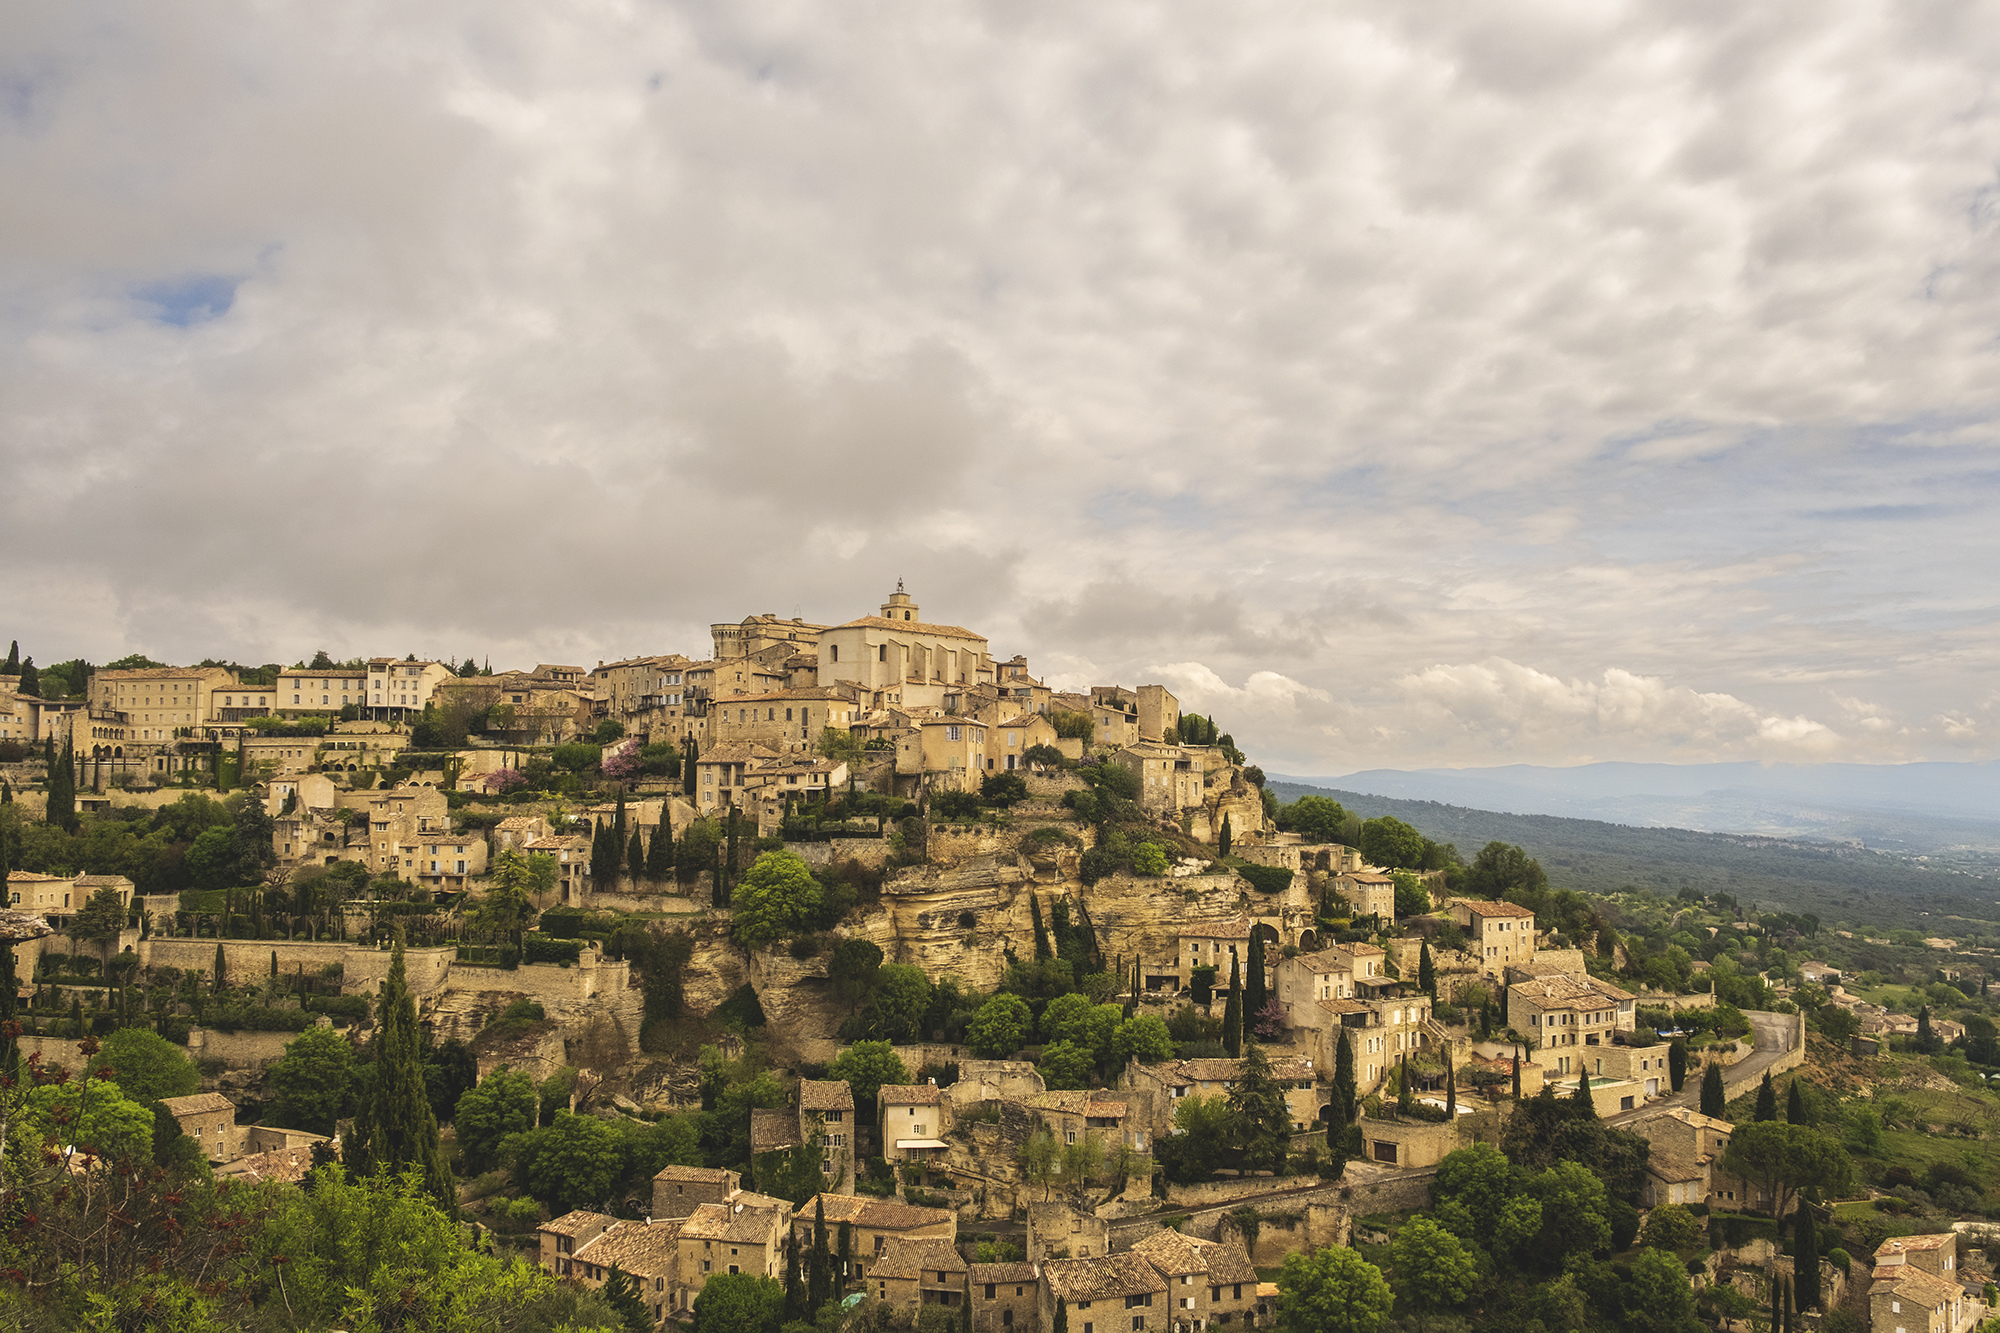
(880, 581, 920, 623)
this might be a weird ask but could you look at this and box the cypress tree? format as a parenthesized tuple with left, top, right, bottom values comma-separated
(2, 641, 16, 674)
(1917, 1004, 1934, 1053)
(346, 933, 455, 1206)
(682, 739, 698, 796)
(1053, 1298, 1068, 1333)
(213, 942, 227, 993)
(68, 995, 83, 1039)
(1701, 1062, 1726, 1118)
(1031, 894, 1052, 960)
(47, 734, 76, 833)
(725, 811, 740, 890)
(1755, 1071, 1777, 1122)
(646, 821, 674, 879)
(1571, 1071, 1595, 1116)
(808, 1196, 831, 1312)
(1333, 1028, 1357, 1127)
(0, 939, 19, 1080)
(1246, 929, 1267, 1020)
(836, 1220, 851, 1294)
(18, 659, 38, 698)
(784, 1226, 802, 1317)
(1512, 1047, 1523, 1100)
(1794, 1203, 1821, 1310)
(1218, 815, 1232, 859)
(1786, 1078, 1805, 1125)
(627, 825, 646, 883)
(603, 1266, 649, 1333)
(1444, 1050, 1456, 1118)
(1770, 1270, 1781, 1333)
(1417, 940, 1435, 996)
(1222, 955, 1243, 1057)
(1667, 1039, 1688, 1092)
(1396, 1052, 1413, 1115)
(961, 1292, 973, 1333)
(614, 790, 628, 859)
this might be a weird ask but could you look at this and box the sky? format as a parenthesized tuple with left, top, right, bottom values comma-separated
(4, 1, 1999, 774)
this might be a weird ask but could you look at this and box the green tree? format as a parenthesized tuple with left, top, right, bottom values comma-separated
(1281, 794, 1348, 843)
(1389, 870, 1429, 917)
(70, 886, 130, 965)
(1246, 929, 1268, 1020)
(25, 1078, 155, 1161)
(1640, 1202, 1705, 1254)
(1794, 1203, 1821, 1311)
(346, 935, 454, 1206)
(1333, 1028, 1357, 1126)
(1626, 1245, 1704, 1333)
(627, 825, 647, 882)
(966, 994, 1033, 1058)
(692, 1273, 787, 1333)
(1359, 817, 1425, 870)
(1112, 1014, 1174, 1065)
(512, 1112, 626, 1214)
(1417, 940, 1435, 996)
(1430, 1143, 1542, 1263)
(603, 1265, 652, 1333)
(1031, 893, 1052, 960)
(1786, 1078, 1806, 1125)
(90, 1027, 199, 1104)
(1721, 1121, 1851, 1225)
(1222, 956, 1243, 1057)
(1227, 1044, 1292, 1173)
(267, 1023, 357, 1135)
(1390, 1216, 1478, 1329)
(1667, 1039, 1687, 1092)
(1018, 1126, 1061, 1200)
(827, 1041, 909, 1106)
(1219, 815, 1232, 858)
(1755, 1070, 1778, 1122)
(453, 1066, 539, 1175)
(47, 733, 76, 832)
(872, 963, 932, 1041)
(732, 851, 824, 947)
(1529, 1158, 1611, 1267)
(1274, 1245, 1393, 1333)
(827, 938, 883, 1016)
(1700, 1062, 1725, 1118)
(646, 821, 676, 879)
(1040, 1041, 1095, 1090)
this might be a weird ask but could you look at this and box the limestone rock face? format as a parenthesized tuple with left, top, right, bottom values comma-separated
(1080, 871, 1248, 975)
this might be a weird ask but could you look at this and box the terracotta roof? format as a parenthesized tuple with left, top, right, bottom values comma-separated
(752, 1108, 801, 1153)
(833, 616, 988, 642)
(1042, 1253, 1168, 1303)
(6, 870, 67, 882)
(995, 716, 1048, 730)
(1340, 871, 1395, 885)
(880, 1084, 943, 1106)
(1129, 1231, 1255, 1285)
(496, 817, 542, 831)
(542, 1209, 621, 1238)
(1881, 1234, 1957, 1254)
(1645, 1148, 1705, 1184)
(869, 1236, 969, 1280)
(1085, 1099, 1128, 1119)
(1180, 916, 1251, 940)
(1509, 972, 1634, 1010)
(803, 1194, 955, 1232)
(1871, 1264, 1959, 1309)
(1458, 899, 1534, 918)
(73, 875, 134, 887)
(969, 1262, 1039, 1284)
(654, 1165, 737, 1184)
(159, 1093, 234, 1117)
(681, 1199, 790, 1243)
(217, 1147, 317, 1185)
(799, 1080, 856, 1112)
(576, 1218, 683, 1275)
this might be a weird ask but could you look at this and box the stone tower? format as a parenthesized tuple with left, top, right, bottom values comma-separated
(879, 580, 920, 623)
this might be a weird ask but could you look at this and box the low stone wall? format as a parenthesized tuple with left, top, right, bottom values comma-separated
(785, 838, 892, 870)
(17, 1035, 92, 1073)
(1024, 772, 1085, 797)
(186, 1026, 299, 1071)
(445, 956, 629, 1003)
(925, 826, 1017, 863)
(138, 938, 361, 990)
(1721, 1011, 1806, 1100)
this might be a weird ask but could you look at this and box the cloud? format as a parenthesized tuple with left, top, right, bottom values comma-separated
(1, 1, 1998, 768)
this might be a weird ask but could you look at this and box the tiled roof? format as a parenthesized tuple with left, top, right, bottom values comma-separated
(1340, 871, 1395, 884)
(1881, 1234, 1956, 1254)
(1033, 1091, 1089, 1115)
(1084, 1100, 1128, 1119)
(1128, 1231, 1255, 1285)
(1180, 916, 1251, 940)
(159, 1093, 234, 1117)
(969, 1262, 1039, 1284)
(869, 1236, 969, 1280)
(799, 1079, 856, 1112)
(1042, 1253, 1167, 1302)
(1510, 972, 1634, 1010)
(654, 1165, 736, 1184)
(1871, 1264, 1959, 1308)
(217, 1148, 316, 1184)
(682, 1200, 789, 1243)
(833, 616, 988, 642)
(542, 1209, 620, 1237)
(1316, 998, 1369, 1016)
(496, 817, 543, 831)
(879, 1084, 943, 1106)
(577, 1218, 683, 1275)
(805, 1194, 954, 1232)
(1458, 899, 1534, 918)
(751, 1108, 801, 1153)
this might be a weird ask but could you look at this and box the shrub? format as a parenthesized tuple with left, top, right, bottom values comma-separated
(1237, 864, 1294, 895)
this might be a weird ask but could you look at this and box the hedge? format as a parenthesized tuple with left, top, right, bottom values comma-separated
(304, 994, 371, 1021)
(1237, 864, 1295, 895)
(522, 935, 585, 966)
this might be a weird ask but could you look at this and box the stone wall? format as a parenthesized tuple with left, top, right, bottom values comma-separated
(784, 838, 891, 870)
(1721, 1011, 1806, 1100)
(186, 1026, 298, 1070)
(137, 938, 362, 990)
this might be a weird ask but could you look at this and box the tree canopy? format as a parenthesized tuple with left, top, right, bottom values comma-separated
(732, 851, 824, 947)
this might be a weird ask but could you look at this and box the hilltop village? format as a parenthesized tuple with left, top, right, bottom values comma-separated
(0, 588, 1992, 1333)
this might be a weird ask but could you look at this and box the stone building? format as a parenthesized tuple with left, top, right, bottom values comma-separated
(817, 586, 994, 699)
(707, 689, 863, 755)
(158, 1092, 238, 1160)
(1276, 943, 1433, 1093)
(1447, 899, 1537, 973)
(676, 1192, 794, 1313)
(1870, 1232, 1974, 1333)
(1126, 1230, 1259, 1331)
(1112, 743, 1204, 817)
(1134, 685, 1180, 744)
(799, 1078, 857, 1194)
(1504, 966, 1636, 1080)
(1333, 870, 1397, 921)
(274, 669, 367, 717)
(363, 659, 457, 722)
(793, 1195, 957, 1286)
(869, 1235, 968, 1312)
(970, 1261, 1041, 1333)
(1038, 1253, 1167, 1333)
(652, 1165, 740, 1219)
(1178, 917, 1250, 990)
(880, 1083, 949, 1164)
(712, 614, 828, 663)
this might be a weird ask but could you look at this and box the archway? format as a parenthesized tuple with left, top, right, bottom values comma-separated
(1297, 929, 1319, 953)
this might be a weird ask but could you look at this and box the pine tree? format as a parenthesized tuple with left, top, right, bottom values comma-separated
(1571, 1070, 1595, 1116)
(1245, 929, 1267, 1019)
(1786, 1079, 1805, 1125)
(1794, 1202, 1821, 1311)
(1031, 894, 1052, 960)
(646, 821, 675, 879)
(1218, 815, 1232, 859)
(603, 1265, 650, 1333)
(808, 1196, 831, 1312)
(1222, 955, 1243, 1057)
(346, 933, 455, 1206)
(627, 825, 646, 882)
(1755, 1071, 1777, 1122)
(1701, 1062, 1725, 1118)
(1667, 1039, 1688, 1092)
(1417, 940, 1435, 996)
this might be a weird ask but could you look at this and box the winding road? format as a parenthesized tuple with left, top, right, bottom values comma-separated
(1609, 1009, 1801, 1125)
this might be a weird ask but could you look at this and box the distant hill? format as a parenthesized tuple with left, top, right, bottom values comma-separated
(1270, 760, 2000, 862)
(1268, 778, 2000, 936)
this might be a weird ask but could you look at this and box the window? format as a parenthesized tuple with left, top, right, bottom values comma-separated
(986, 1286, 997, 1299)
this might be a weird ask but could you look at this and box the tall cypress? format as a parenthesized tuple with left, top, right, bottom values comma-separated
(1218, 815, 1232, 859)
(1246, 930, 1267, 1021)
(346, 933, 455, 1206)
(646, 821, 674, 879)
(0, 939, 19, 1079)
(1793, 1204, 1821, 1310)
(725, 811, 740, 891)
(614, 791, 628, 863)
(1333, 1028, 1357, 1127)
(1755, 1071, 1777, 1122)
(682, 739, 698, 797)
(1222, 955, 1243, 1057)
(212, 942, 227, 993)
(1444, 1050, 1456, 1118)
(1511, 1047, 1522, 1100)
(1031, 894, 1052, 960)
(784, 1226, 802, 1317)
(1052, 1299, 1068, 1333)
(1917, 1005, 1934, 1053)
(807, 1196, 831, 1312)
(48, 735, 77, 833)
(1786, 1079, 1806, 1125)
(1571, 1071, 1595, 1116)
(836, 1220, 851, 1294)
(627, 826, 646, 883)
(1417, 940, 1435, 996)
(2, 641, 16, 673)
(1701, 1063, 1726, 1118)
(1667, 1039, 1688, 1092)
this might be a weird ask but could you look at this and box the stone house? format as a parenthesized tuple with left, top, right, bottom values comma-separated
(793, 1195, 957, 1286)
(1135, 685, 1180, 744)
(869, 1235, 968, 1311)
(542, 1215, 684, 1324)
(87, 665, 238, 746)
(816, 587, 994, 698)
(1026, 1091, 1143, 1155)
(1112, 743, 1204, 816)
(8, 870, 76, 920)
(1026, 1202, 1109, 1263)
(1504, 967, 1636, 1080)
(494, 815, 551, 853)
(539, 1209, 619, 1278)
(1091, 701, 1141, 751)
(589, 654, 697, 725)
(919, 717, 992, 789)
(713, 613, 829, 662)
(1631, 1108, 1738, 1208)
(970, 1261, 1041, 1333)
(652, 1165, 741, 1219)
(1038, 1252, 1167, 1333)
(414, 830, 488, 893)
(708, 689, 863, 755)
(1871, 1232, 1974, 1333)
(675, 1192, 794, 1314)
(363, 658, 457, 722)
(1126, 1229, 1259, 1331)
(521, 833, 591, 904)
(751, 1108, 800, 1160)
(989, 714, 1059, 770)
(159, 1092, 238, 1160)
(1275, 944, 1432, 1093)
(1356, 1110, 1464, 1169)
(880, 1084, 949, 1164)
(799, 1078, 857, 1194)
(274, 669, 367, 717)
(1447, 899, 1537, 973)
(72, 874, 135, 911)
(1178, 917, 1250, 990)
(1333, 870, 1397, 921)
(1126, 1058, 1319, 1140)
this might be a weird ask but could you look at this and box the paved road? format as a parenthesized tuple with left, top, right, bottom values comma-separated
(1609, 1009, 1799, 1125)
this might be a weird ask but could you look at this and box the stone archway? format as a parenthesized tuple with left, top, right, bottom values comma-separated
(1297, 928, 1319, 953)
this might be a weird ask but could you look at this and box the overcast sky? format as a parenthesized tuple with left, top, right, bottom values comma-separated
(4, 2, 1998, 773)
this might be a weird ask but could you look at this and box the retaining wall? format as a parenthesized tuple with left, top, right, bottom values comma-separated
(135, 938, 456, 996)
(186, 1027, 299, 1070)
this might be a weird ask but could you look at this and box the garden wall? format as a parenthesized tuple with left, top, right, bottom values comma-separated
(186, 1026, 299, 1070)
